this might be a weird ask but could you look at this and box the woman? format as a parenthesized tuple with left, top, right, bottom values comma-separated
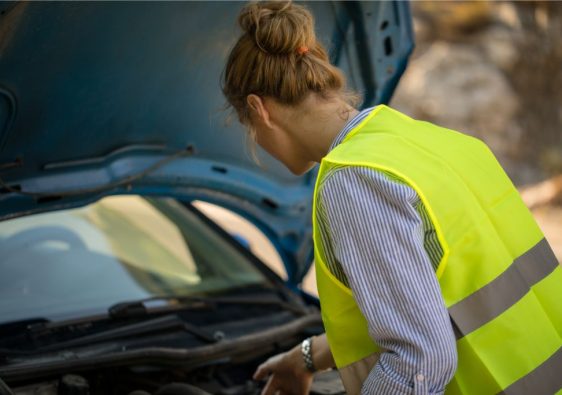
(222, 2, 562, 395)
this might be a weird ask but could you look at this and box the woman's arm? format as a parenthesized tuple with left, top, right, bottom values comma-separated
(310, 333, 337, 370)
(253, 333, 335, 395)
(318, 166, 458, 395)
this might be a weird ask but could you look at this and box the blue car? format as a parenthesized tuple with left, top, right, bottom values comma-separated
(0, 2, 413, 394)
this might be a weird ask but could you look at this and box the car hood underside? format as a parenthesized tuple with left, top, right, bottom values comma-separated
(0, 1, 413, 283)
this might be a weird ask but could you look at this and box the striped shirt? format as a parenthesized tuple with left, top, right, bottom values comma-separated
(316, 107, 458, 394)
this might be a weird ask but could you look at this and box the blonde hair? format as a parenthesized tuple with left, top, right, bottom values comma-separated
(222, 0, 359, 129)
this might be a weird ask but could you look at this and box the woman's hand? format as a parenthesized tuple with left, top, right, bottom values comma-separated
(253, 344, 314, 395)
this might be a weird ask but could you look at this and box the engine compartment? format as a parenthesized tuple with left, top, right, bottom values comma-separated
(1, 309, 345, 395)
(7, 351, 345, 395)
(9, 361, 266, 395)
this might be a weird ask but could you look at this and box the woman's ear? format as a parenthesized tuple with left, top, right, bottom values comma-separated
(247, 94, 273, 129)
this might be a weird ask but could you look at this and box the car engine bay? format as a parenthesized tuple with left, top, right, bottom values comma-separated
(6, 359, 345, 395)
(0, 307, 345, 395)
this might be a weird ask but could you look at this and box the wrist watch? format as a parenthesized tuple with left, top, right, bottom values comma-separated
(301, 337, 316, 373)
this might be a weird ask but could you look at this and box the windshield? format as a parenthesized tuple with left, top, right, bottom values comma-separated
(0, 196, 270, 324)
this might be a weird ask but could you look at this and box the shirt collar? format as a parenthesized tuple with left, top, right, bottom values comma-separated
(328, 107, 375, 152)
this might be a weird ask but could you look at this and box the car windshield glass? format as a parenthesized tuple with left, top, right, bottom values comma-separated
(0, 195, 270, 324)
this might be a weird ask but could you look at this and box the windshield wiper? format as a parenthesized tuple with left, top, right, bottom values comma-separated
(108, 294, 307, 319)
(108, 296, 214, 318)
(0, 295, 306, 357)
(44, 292, 308, 351)
(38, 314, 220, 351)
(0, 314, 220, 357)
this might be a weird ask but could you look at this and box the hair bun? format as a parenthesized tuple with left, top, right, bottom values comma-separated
(238, 1, 314, 55)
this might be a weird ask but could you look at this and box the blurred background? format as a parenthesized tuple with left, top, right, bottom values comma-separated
(200, 0, 562, 296)
(390, 0, 562, 262)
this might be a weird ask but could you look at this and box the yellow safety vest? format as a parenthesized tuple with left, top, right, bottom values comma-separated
(312, 105, 562, 395)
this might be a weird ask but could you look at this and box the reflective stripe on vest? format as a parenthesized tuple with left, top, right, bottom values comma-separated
(312, 104, 562, 394)
(450, 238, 559, 339)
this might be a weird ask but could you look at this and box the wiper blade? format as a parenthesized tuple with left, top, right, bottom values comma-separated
(108, 296, 214, 318)
(108, 294, 307, 319)
(43, 295, 307, 353)
(38, 314, 220, 352)
(0, 314, 220, 357)
(0, 296, 306, 357)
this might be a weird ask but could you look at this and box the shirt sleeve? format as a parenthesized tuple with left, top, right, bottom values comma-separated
(317, 166, 458, 395)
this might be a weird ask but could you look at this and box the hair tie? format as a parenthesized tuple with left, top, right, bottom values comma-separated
(297, 46, 309, 55)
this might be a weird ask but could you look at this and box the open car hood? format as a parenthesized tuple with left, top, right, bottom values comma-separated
(0, 1, 413, 285)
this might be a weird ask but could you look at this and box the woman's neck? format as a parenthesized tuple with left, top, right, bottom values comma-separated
(282, 94, 359, 163)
